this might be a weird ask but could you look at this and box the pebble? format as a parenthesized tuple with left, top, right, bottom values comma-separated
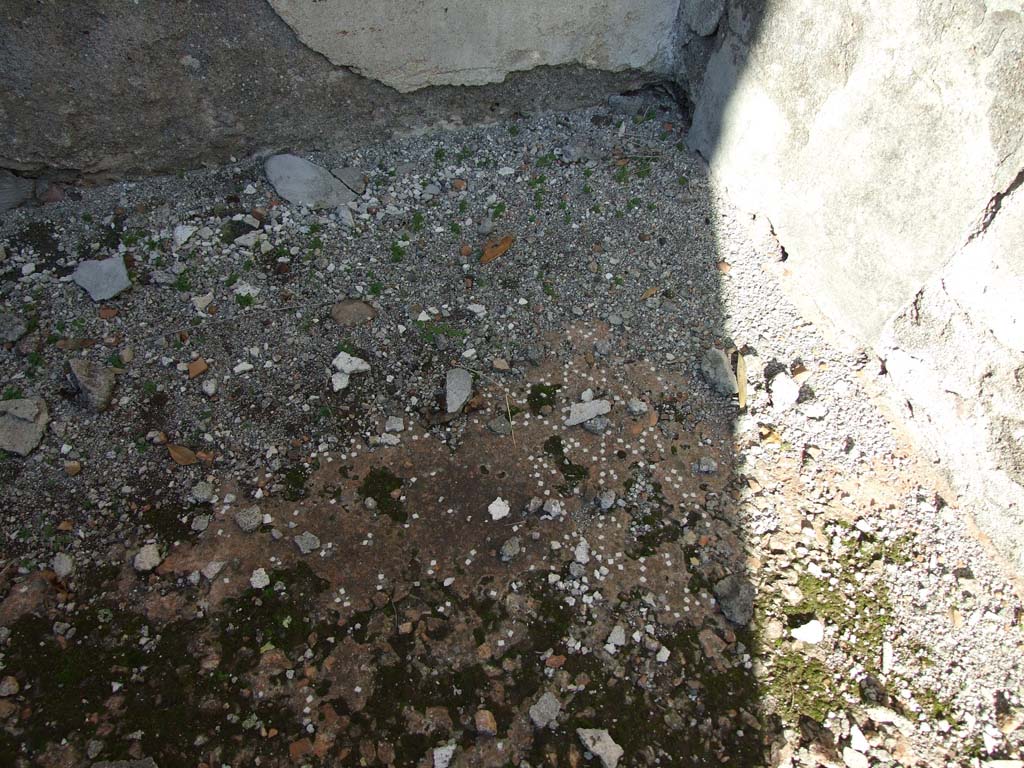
(791, 619, 824, 644)
(52, 553, 75, 580)
(190, 481, 214, 504)
(293, 531, 320, 554)
(234, 507, 262, 532)
(499, 536, 521, 562)
(487, 416, 512, 436)
(713, 574, 755, 626)
(474, 709, 498, 736)
(565, 399, 611, 426)
(331, 299, 377, 327)
(433, 744, 456, 768)
(700, 347, 738, 396)
(265, 154, 356, 209)
(133, 544, 163, 573)
(769, 371, 801, 411)
(250, 568, 271, 589)
(68, 359, 117, 412)
(0, 676, 19, 697)
(0, 311, 27, 343)
(576, 728, 624, 768)
(626, 398, 648, 415)
(574, 538, 591, 564)
(488, 497, 510, 521)
(385, 416, 405, 433)
(529, 692, 561, 728)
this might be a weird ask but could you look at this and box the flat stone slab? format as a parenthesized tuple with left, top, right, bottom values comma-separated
(446, 368, 473, 413)
(0, 311, 27, 344)
(265, 154, 356, 210)
(73, 255, 131, 302)
(330, 299, 378, 327)
(576, 728, 624, 768)
(565, 399, 611, 426)
(0, 398, 49, 456)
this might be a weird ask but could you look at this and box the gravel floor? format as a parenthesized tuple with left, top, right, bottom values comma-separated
(0, 98, 1021, 768)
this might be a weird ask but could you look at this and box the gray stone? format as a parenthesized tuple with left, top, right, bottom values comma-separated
(626, 399, 648, 416)
(681, 0, 725, 37)
(68, 359, 117, 412)
(499, 536, 521, 562)
(565, 399, 611, 426)
(191, 515, 210, 533)
(433, 745, 456, 768)
(576, 728, 624, 768)
(445, 368, 473, 413)
(597, 490, 616, 511)
(234, 507, 262, 532)
(699, 347, 737, 397)
(713, 574, 755, 626)
(133, 544, 162, 573)
(294, 531, 321, 554)
(73, 256, 131, 301)
(529, 692, 562, 728)
(385, 416, 405, 433)
(331, 166, 366, 194)
(0, 170, 34, 212)
(582, 416, 610, 435)
(52, 553, 75, 580)
(606, 625, 625, 647)
(0, 398, 49, 456)
(265, 154, 356, 210)
(331, 299, 377, 327)
(190, 481, 214, 504)
(487, 416, 512, 436)
(267, 0, 677, 92)
(0, 312, 27, 344)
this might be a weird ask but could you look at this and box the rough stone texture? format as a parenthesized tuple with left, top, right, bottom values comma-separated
(68, 359, 117, 413)
(264, 154, 355, 209)
(267, 0, 679, 92)
(0, 0, 657, 179)
(691, 0, 1024, 343)
(880, 188, 1024, 570)
(690, 0, 1024, 570)
(72, 255, 131, 302)
(0, 398, 49, 456)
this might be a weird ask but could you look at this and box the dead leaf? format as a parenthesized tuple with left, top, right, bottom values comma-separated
(188, 358, 208, 379)
(640, 286, 660, 301)
(452, 179, 467, 191)
(759, 425, 782, 445)
(480, 235, 514, 265)
(99, 306, 119, 320)
(168, 444, 197, 465)
(460, 244, 472, 258)
(717, 261, 731, 273)
(736, 352, 747, 410)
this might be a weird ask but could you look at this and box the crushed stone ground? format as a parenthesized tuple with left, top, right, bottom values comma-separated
(1, 100, 1022, 768)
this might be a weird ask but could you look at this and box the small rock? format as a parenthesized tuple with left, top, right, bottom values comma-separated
(597, 490, 616, 511)
(433, 744, 456, 768)
(265, 154, 356, 209)
(233, 506, 261, 532)
(543, 499, 565, 518)
(529, 692, 562, 728)
(332, 351, 371, 374)
(202, 378, 218, 397)
(64, 460, 82, 476)
(626, 399, 648, 416)
(68, 359, 117, 412)
(0, 398, 49, 456)
(173, 224, 197, 247)
(0, 312, 27, 344)
(385, 416, 405, 433)
(133, 544, 162, 573)
(190, 481, 214, 504)
(487, 416, 512, 436)
(565, 399, 611, 426)
(693, 456, 718, 474)
(769, 372, 801, 411)
(52, 553, 75, 580)
(499, 536, 521, 562)
(842, 747, 869, 768)
(294, 531, 320, 555)
(446, 368, 473, 413)
(331, 299, 378, 327)
(492, 357, 510, 371)
(607, 625, 626, 647)
(583, 416, 610, 434)
(72, 255, 131, 301)
(190, 515, 210, 533)
(576, 728, 624, 768)
(488, 497, 510, 521)
(250, 568, 271, 589)
(474, 709, 498, 736)
(791, 619, 824, 644)
(700, 347, 738, 396)
(713, 574, 755, 626)
(574, 539, 591, 564)
(0, 676, 19, 697)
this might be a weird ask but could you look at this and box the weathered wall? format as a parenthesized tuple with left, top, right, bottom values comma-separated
(0, 0, 673, 179)
(266, 0, 680, 92)
(688, 0, 1024, 568)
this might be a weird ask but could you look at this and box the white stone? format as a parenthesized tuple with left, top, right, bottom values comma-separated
(73, 256, 131, 301)
(173, 224, 197, 247)
(250, 568, 271, 589)
(565, 399, 611, 426)
(332, 351, 371, 374)
(790, 619, 824, 644)
(133, 543, 162, 573)
(576, 728, 624, 768)
(265, 154, 356, 209)
(769, 372, 800, 412)
(488, 497, 510, 521)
